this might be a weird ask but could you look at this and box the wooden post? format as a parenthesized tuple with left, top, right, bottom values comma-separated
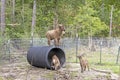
(76, 33, 78, 63)
(100, 40, 103, 64)
(116, 46, 120, 64)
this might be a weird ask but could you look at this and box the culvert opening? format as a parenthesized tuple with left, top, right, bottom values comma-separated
(47, 48, 66, 69)
(27, 46, 66, 70)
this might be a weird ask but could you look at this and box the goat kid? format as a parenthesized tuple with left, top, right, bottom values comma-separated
(51, 55, 61, 70)
(46, 24, 65, 46)
(77, 54, 89, 73)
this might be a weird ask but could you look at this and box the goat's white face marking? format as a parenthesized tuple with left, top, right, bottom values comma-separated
(53, 59, 56, 64)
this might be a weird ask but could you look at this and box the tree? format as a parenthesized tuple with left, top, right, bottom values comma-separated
(74, 4, 108, 37)
(31, 0, 36, 46)
(1, 0, 6, 37)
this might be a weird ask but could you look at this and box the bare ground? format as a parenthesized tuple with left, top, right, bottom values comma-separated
(0, 60, 119, 80)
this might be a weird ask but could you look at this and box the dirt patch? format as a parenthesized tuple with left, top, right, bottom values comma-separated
(0, 61, 119, 80)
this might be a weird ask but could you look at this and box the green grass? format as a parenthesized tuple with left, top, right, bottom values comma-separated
(87, 52, 120, 74)
(65, 50, 120, 74)
(0, 77, 3, 80)
(91, 64, 119, 74)
(42, 71, 54, 79)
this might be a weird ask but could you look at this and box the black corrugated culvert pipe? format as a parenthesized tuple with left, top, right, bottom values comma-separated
(27, 46, 66, 69)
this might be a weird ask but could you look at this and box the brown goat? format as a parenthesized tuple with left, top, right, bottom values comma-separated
(46, 24, 65, 46)
(77, 54, 89, 73)
(51, 55, 61, 70)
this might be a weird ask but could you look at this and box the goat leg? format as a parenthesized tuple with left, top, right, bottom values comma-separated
(48, 39, 51, 46)
(54, 38, 58, 46)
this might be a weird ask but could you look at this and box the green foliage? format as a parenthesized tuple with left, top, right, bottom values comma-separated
(74, 5, 108, 37)
(3, 0, 120, 38)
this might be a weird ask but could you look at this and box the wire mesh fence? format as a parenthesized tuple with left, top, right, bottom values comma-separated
(0, 38, 120, 64)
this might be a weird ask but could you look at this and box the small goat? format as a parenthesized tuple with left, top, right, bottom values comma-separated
(77, 54, 89, 73)
(51, 55, 61, 70)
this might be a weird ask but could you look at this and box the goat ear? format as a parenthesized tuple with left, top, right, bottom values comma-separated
(59, 24, 65, 30)
(58, 24, 62, 26)
(58, 24, 62, 28)
(58, 25, 61, 29)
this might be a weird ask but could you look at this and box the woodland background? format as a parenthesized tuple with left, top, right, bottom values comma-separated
(0, 0, 120, 41)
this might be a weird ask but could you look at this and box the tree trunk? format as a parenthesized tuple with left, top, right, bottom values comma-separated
(109, 5, 113, 38)
(53, 12, 58, 29)
(1, 0, 6, 36)
(12, 0, 15, 23)
(53, 0, 58, 29)
(31, 0, 36, 46)
(108, 5, 113, 48)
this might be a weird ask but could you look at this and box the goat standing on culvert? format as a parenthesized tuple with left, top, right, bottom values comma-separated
(46, 24, 65, 46)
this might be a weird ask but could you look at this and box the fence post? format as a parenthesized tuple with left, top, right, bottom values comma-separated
(7, 39, 11, 62)
(100, 41, 102, 64)
(116, 46, 120, 64)
(76, 34, 78, 63)
(30, 39, 33, 47)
